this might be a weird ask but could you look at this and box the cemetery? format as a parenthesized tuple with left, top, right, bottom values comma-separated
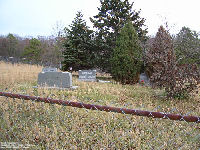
(0, 0, 199, 149)
(0, 24, 199, 149)
(0, 61, 199, 149)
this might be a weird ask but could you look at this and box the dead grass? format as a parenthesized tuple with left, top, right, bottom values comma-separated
(0, 61, 42, 88)
(0, 61, 199, 149)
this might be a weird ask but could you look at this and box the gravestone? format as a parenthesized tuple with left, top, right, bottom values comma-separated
(38, 68, 72, 88)
(42, 67, 57, 72)
(139, 73, 150, 86)
(78, 70, 96, 82)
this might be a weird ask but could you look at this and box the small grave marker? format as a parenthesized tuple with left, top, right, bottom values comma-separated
(78, 70, 96, 82)
(42, 67, 57, 72)
(139, 73, 150, 86)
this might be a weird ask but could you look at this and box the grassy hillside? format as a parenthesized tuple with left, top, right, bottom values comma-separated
(0, 61, 199, 149)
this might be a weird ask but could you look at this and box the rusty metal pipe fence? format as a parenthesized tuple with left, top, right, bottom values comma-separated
(0, 91, 199, 123)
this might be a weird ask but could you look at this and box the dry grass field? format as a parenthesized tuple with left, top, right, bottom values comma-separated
(0, 61, 199, 149)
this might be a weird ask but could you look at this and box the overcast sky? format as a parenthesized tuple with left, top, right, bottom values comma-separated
(0, 0, 200, 37)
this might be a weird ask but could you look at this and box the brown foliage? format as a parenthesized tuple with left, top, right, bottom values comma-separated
(146, 26, 200, 98)
(173, 64, 200, 97)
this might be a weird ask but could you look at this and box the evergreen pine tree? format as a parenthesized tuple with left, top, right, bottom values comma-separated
(22, 38, 42, 63)
(62, 12, 95, 71)
(111, 21, 143, 84)
(7, 33, 18, 57)
(174, 27, 200, 66)
(90, 0, 147, 72)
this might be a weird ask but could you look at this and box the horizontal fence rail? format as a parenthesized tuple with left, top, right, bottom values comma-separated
(0, 91, 200, 123)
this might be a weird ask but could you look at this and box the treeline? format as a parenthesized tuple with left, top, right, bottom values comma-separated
(0, 34, 62, 67)
(1, 26, 199, 68)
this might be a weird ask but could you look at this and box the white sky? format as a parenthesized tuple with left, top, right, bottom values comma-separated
(0, 0, 200, 37)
